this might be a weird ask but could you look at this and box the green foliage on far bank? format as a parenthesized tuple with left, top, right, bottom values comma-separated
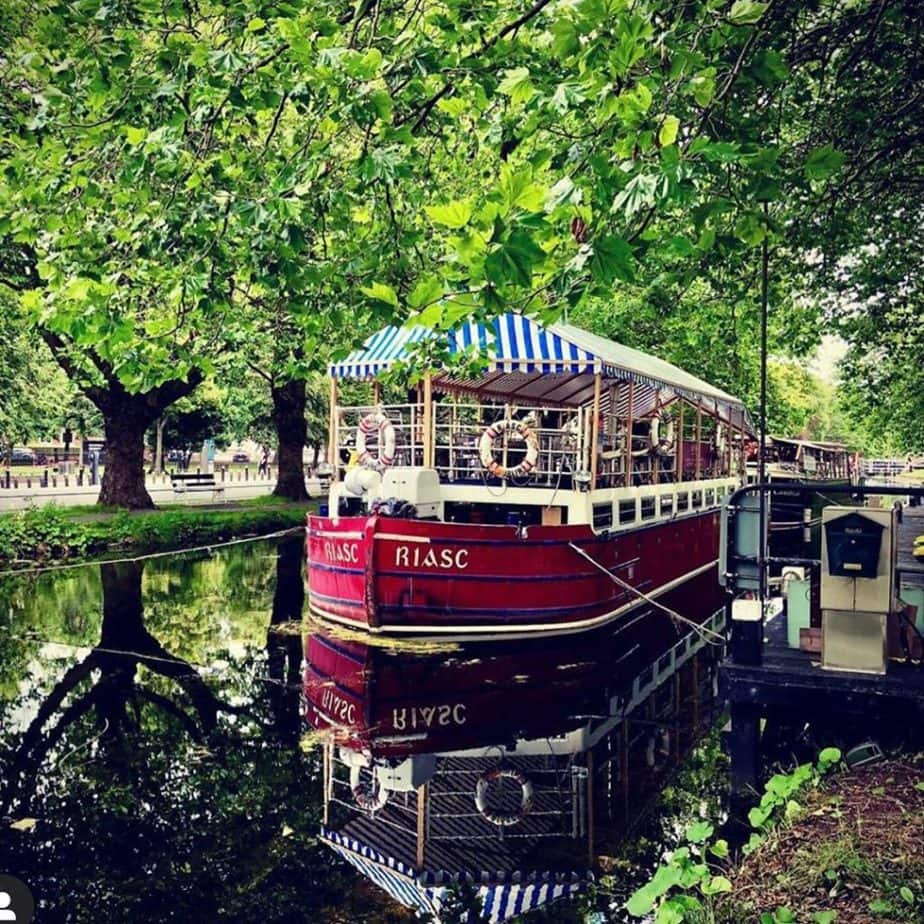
(0, 502, 312, 565)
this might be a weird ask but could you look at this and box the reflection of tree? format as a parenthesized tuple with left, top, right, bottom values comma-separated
(0, 541, 358, 921)
(1, 559, 244, 815)
(265, 537, 304, 744)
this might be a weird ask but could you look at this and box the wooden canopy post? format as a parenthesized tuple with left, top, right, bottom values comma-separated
(590, 372, 602, 489)
(372, 380, 381, 405)
(694, 402, 703, 481)
(726, 414, 734, 477)
(652, 401, 661, 485)
(328, 378, 339, 482)
(676, 402, 685, 483)
(422, 373, 434, 468)
(416, 783, 428, 872)
(625, 379, 635, 486)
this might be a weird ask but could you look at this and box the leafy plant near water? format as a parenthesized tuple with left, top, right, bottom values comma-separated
(0, 506, 90, 562)
(0, 503, 311, 563)
(625, 748, 844, 923)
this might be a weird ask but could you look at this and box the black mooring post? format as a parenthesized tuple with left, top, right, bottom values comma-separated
(729, 701, 761, 795)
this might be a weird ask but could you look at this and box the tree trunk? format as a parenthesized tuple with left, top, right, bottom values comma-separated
(100, 405, 157, 508)
(271, 378, 309, 501)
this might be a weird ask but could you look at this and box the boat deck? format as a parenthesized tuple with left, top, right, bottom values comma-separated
(723, 604, 924, 712)
(897, 505, 924, 588)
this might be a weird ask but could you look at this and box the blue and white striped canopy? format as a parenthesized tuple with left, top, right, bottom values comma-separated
(329, 312, 746, 412)
(330, 314, 599, 379)
(321, 827, 592, 923)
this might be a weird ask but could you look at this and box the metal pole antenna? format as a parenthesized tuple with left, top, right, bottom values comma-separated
(758, 203, 769, 600)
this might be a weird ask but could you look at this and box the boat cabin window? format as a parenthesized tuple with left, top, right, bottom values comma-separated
(640, 497, 656, 520)
(593, 502, 613, 530)
(705, 488, 715, 506)
(691, 490, 703, 510)
(660, 495, 674, 517)
(619, 499, 637, 525)
(677, 492, 689, 512)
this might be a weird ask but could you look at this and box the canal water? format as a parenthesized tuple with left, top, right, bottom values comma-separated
(0, 538, 729, 923)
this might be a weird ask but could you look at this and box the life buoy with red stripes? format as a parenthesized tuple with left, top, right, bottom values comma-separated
(350, 763, 389, 813)
(479, 418, 539, 479)
(474, 767, 534, 826)
(356, 411, 396, 472)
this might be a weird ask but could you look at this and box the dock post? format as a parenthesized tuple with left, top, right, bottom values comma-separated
(586, 749, 595, 865)
(729, 702, 761, 795)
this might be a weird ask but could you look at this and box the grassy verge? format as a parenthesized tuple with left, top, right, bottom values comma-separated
(725, 757, 924, 924)
(622, 750, 924, 924)
(0, 500, 315, 565)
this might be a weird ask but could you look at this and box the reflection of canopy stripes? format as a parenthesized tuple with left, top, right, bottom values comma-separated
(321, 827, 591, 923)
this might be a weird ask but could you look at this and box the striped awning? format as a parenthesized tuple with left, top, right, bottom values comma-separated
(329, 312, 747, 414)
(321, 827, 592, 923)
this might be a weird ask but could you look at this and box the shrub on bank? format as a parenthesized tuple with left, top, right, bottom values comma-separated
(0, 503, 312, 564)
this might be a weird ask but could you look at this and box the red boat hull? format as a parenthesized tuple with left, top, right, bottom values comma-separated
(306, 510, 722, 636)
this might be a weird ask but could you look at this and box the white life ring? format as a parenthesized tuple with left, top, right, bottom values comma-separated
(350, 763, 389, 813)
(650, 411, 675, 454)
(356, 410, 396, 471)
(474, 766, 534, 826)
(479, 419, 539, 479)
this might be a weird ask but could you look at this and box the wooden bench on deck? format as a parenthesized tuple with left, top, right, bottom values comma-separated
(170, 472, 226, 502)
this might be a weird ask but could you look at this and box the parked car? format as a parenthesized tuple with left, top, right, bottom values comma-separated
(232, 452, 250, 463)
(9, 447, 36, 465)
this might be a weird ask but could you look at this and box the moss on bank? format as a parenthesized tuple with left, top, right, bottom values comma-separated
(0, 500, 314, 564)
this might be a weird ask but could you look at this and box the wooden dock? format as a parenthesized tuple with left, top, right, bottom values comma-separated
(721, 486, 924, 793)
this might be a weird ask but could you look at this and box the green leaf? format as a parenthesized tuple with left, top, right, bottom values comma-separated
(805, 145, 846, 181)
(774, 909, 796, 923)
(685, 820, 714, 843)
(484, 231, 545, 288)
(499, 165, 545, 213)
(709, 838, 729, 858)
(551, 20, 580, 58)
(818, 746, 842, 766)
(246, 17, 266, 31)
(812, 912, 838, 924)
(867, 899, 892, 914)
(612, 174, 658, 219)
(425, 200, 472, 229)
(124, 126, 147, 145)
(497, 68, 536, 106)
(701, 875, 733, 896)
(408, 276, 443, 310)
(659, 115, 680, 147)
(625, 864, 683, 916)
(900, 886, 915, 904)
(360, 282, 399, 307)
(748, 805, 771, 828)
(589, 235, 634, 284)
(728, 1, 769, 25)
(436, 97, 467, 117)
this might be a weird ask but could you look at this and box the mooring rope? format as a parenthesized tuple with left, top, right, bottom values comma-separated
(566, 541, 726, 646)
(0, 526, 303, 580)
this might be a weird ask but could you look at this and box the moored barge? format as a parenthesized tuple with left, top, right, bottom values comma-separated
(308, 313, 752, 636)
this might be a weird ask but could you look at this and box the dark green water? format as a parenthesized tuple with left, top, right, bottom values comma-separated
(0, 539, 728, 923)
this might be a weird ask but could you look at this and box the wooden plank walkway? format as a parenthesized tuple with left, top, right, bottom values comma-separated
(897, 506, 924, 587)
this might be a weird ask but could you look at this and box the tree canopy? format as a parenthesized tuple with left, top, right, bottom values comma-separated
(0, 0, 920, 506)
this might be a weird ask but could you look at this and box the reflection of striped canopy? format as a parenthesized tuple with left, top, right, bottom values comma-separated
(321, 827, 592, 923)
(330, 312, 748, 421)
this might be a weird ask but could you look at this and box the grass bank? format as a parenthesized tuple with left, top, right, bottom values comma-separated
(0, 497, 314, 566)
(623, 749, 924, 924)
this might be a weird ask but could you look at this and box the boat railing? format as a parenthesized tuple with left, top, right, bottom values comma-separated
(336, 402, 734, 488)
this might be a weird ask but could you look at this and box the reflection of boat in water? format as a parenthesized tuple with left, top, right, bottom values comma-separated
(307, 312, 751, 636)
(306, 606, 726, 921)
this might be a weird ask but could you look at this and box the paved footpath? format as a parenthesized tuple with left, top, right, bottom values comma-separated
(0, 473, 323, 511)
